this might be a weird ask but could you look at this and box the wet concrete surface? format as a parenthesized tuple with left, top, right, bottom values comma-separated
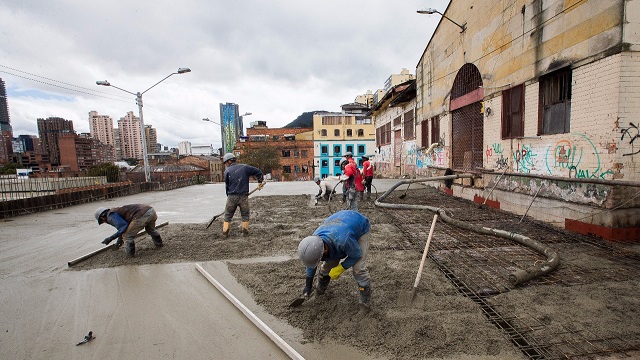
(0, 180, 400, 360)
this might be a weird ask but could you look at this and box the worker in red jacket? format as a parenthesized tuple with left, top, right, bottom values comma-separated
(340, 158, 362, 211)
(362, 155, 374, 199)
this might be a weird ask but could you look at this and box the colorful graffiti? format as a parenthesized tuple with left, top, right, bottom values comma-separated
(544, 133, 613, 180)
(513, 143, 538, 174)
(620, 122, 640, 156)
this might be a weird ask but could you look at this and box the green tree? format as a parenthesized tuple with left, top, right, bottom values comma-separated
(0, 162, 20, 175)
(88, 162, 121, 182)
(239, 146, 280, 174)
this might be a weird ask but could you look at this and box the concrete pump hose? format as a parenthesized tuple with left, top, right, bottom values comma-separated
(375, 175, 560, 287)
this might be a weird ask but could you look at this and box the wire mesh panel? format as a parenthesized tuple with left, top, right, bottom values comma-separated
(452, 102, 484, 172)
(450, 63, 484, 173)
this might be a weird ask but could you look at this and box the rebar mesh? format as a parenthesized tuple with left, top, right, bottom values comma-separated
(378, 186, 640, 359)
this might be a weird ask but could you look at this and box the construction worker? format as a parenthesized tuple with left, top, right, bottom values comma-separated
(223, 152, 264, 236)
(362, 155, 374, 199)
(314, 176, 336, 203)
(340, 157, 362, 210)
(95, 204, 163, 257)
(298, 210, 372, 307)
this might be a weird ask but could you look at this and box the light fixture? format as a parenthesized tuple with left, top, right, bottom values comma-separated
(96, 67, 191, 182)
(417, 8, 466, 32)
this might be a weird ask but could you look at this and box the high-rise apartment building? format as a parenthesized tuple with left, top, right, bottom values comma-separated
(117, 111, 143, 160)
(89, 110, 116, 160)
(178, 141, 192, 156)
(144, 125, 158, 153)
(37, 117, 75, 166)
(0, 78, 13, 164)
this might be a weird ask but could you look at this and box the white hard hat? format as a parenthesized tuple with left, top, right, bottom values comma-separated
(223, 153, 236, 162)
(298, 235, 324, 267)
(314, 176, 320, 183)
(94, 207, 109, 224)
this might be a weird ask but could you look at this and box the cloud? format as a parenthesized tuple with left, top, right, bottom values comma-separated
(0, 0, 449, 148)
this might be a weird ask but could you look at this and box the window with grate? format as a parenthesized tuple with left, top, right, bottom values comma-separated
(403, 109, 415, 140)
(282, 150, 291, 157)
(283, 165, 291, 173)
(346, 129, 353, 137)
(385, 123, 392, 145)
(421, 120, 429, 148)
(321, 145, 328, 155)
(346, 145, 353, 153)
(357, 145, 365, 154)
(320, 129, 327, 136)
(393, 116, 402, 127)
(539, 68, 572, 135)
(357, 129, 364, 137)
(430, 116, 440, 145)
(321, 160, 328, 167)
(334, 129, 340, 136)
(502, 84, 524, 138)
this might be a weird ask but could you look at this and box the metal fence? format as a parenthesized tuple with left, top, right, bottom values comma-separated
(0, 175, 202, 219)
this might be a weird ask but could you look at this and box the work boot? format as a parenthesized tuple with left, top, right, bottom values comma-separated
(241, 221, 250, 236)
(125, 242, 135, 258)
(316, 275, 331, 296)
(358, 285, 371, 307)
(152, 234, 163, 248)
(222, 221, 230, 237)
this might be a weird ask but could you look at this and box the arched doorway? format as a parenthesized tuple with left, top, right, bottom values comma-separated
(450, 63, 484, 172)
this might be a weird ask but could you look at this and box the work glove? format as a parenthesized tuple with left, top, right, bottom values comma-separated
(257, 182, 265, 190)
(101, 238, 112, 245)
(303, 277, 314, 298)
(329, 264, 346, 280)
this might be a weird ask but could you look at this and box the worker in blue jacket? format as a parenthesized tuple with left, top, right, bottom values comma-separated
(297, 210, 372, 307)
(223, 152, 264, 237)
(94, 204, 163, 257)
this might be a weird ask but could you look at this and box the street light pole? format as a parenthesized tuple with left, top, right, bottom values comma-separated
(96, 67, 191, 182)
(417, 8, 466, 32)
(202, 117, 222, 155)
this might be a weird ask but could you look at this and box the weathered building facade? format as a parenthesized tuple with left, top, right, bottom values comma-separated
(412, 0, 640, 239)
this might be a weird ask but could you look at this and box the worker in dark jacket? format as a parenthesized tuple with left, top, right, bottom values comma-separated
(223, 153, 264, 236)
(95, 204, 162, 257)
(297, 210, 372, 307)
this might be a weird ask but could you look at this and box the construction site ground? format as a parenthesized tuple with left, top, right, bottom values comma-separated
(2, 180, 640, 360)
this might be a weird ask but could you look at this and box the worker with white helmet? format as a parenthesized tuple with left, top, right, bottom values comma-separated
(297, 210, 372, 307)
(222, 152, 264, 237)
(314, 176, 337, 203)
(94, 204, 163, 257)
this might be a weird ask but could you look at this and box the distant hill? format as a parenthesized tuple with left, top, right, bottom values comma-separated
(283, 111, 326, 128)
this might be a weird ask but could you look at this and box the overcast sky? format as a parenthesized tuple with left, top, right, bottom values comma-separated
(0, 0, 450, 149)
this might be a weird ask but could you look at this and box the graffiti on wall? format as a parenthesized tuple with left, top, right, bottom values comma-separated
(513, 143, 538, 174)
(544, 133, 613, 179)
(486, 143, 508, 170)
(485, 133, 615, 180)
(620, 122, 640, 156)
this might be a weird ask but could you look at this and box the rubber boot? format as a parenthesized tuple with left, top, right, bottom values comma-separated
(151, 234, 163, 248)
(241, 221, 249, 236)
(303, 276, 314, 298)
(358, 285, 371, 307)
(125, 241, 135, 258)
(316, 275, 331, 296)
(222, 221, 230, 237)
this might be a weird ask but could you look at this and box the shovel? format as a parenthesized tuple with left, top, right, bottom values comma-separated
(205, 182, 265, 229)
(288, 296, 306, 308)
(397, 214, 438, 306)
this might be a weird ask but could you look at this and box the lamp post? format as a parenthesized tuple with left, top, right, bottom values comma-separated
(417, 8, 466, 32)
(238, 112, 252, 138)
(96, 68, 191, 182)
(202, 117, 222, 155)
